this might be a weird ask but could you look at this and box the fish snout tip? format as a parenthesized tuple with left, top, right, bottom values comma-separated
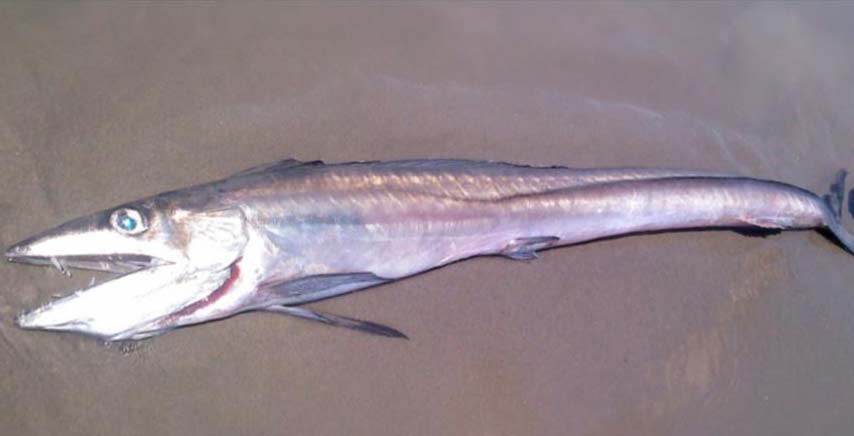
(5, 242, 30, 261)
(15, 310, 37, 329)
(15, 306, 60, 331)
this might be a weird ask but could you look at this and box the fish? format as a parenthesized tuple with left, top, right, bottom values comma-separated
(5, 159, 854, 341)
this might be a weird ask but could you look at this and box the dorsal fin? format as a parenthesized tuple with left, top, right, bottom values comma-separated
(231, 159, 325, 177)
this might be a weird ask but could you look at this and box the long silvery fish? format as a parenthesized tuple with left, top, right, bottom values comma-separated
(6, 159, 854, 340)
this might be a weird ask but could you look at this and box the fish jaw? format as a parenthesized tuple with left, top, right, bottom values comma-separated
(4, 206, 187, 271)
(15, 263, 234, 340)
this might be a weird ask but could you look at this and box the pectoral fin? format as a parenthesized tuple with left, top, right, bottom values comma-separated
(263, 305, 408, 339)
(263, 272, 389, 305)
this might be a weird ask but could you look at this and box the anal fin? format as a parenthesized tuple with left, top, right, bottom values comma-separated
(739, 216, 789, 230)
(263, 306, 408, 339)
(501, 236, 560, 260)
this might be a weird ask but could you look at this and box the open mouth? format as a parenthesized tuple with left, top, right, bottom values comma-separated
(6, 202, 249, 340)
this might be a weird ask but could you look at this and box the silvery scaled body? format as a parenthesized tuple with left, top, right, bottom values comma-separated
(6, 159, 854, 340)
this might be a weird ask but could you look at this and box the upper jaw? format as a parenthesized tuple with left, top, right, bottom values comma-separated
(6, 235, 50, 263)
(5, 239, 30, 258)
(5, 222, 178, 274)
(6, 235, 169, 274)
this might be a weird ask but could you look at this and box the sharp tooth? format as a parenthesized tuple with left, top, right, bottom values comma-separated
(50, 257, 71, 277)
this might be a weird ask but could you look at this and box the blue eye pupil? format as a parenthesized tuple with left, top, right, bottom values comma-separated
(119, 215, 136, 231)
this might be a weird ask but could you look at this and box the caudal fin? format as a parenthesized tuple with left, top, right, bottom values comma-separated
(824, 169, 847, 221)
(848, 187, 854, 219)
(824, 169, 854, 254)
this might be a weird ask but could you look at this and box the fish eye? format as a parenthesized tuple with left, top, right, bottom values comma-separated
(110, 208, 147, 235)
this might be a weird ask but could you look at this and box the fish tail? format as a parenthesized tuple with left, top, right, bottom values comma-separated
(849, 186, 854, 219)
(823, 169, 854, 254)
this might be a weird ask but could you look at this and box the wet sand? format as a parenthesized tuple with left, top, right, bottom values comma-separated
(2, 3, 854, 435)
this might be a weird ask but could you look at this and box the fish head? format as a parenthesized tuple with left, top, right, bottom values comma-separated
(6, 194, 249, 340)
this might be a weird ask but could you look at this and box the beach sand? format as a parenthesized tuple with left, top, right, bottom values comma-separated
(2, 3, 854, 435)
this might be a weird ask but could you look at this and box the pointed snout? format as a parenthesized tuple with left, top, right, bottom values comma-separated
(16, 309, 50, 330)
(6, 236, 37, 259)
(6, 214, 100, 262)
(5, 214, 135, 262)
(6, 210, 185, 272)
(6, 235, 45, 266)
(5, 229, 82, 264)
(6, 208, 148, 263)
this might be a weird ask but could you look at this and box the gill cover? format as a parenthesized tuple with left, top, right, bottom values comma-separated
(179, 207, 249, 269)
